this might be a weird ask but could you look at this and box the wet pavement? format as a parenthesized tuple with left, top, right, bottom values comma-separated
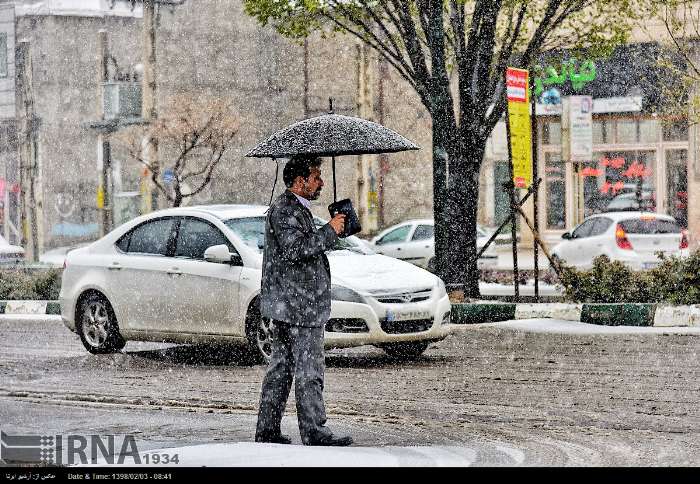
(1, 316, 699, 466)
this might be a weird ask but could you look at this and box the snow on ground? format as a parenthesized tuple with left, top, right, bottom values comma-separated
(469, 318, 700, 335)
(479, 282, 562, 296)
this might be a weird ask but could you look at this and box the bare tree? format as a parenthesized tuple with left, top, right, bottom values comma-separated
(116, 95, 240, 207)
(648, 0, 700, 125)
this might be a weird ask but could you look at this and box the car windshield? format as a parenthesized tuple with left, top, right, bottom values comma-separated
(619, 218, 681, 234)
(224, 216, 373, 254)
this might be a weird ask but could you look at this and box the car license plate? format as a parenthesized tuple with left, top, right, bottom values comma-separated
(642, 262, 659, 269)
(385, 310, 432, 322)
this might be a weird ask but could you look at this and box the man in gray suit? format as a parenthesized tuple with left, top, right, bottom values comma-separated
(255, 154, 353, 446)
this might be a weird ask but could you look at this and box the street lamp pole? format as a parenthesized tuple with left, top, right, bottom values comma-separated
(142, 0, 159, 211)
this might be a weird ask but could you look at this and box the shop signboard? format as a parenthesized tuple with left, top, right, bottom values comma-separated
(569, 95, 593, 162)
(506, 67, 532, 188)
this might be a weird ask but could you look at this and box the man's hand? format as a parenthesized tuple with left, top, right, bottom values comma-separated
(329, 214, 346, 235)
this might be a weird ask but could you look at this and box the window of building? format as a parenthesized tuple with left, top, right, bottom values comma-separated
(662, 120, 689, 141)
(545, 152, 566, 229)
(542, 120, 561, 145)
(639, 119, 659, 143)
(0, 33, 7, 78)
(616, 119, 637, 144)
(592, 119, 608, 144)
(589, 150, 656, 215)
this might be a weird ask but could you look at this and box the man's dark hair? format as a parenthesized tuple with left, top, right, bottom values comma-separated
(283, 155, 322, 188)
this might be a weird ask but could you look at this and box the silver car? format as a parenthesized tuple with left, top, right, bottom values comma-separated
(368, 219, 500, 271)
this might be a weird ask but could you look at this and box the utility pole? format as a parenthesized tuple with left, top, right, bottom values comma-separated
(142, 0, 159, 211)
(97, 30, 113, 237)
(15, 40, 41, 261)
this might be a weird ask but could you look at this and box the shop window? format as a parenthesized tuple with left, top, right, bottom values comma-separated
(666, 149, 688, 228)
(545, 152, 566, 229)
(662, 120, 688, 141)
(589, 150, 656, 214)
(581, 160, 607, 218)
(592, 119, 608, 144)
(616, 119, 637, 144)
(639, 119, 659, 143)
(542, 120, 561, 145)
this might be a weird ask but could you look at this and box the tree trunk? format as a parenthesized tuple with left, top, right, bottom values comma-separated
(173, 182, 183, 207)
(432, 124, 449, 283)
(445, 132, 486, 298)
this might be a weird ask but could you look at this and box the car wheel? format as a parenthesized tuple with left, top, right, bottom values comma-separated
(244, 302, 272, 364)
(76, 293, 125, 354)
(381, 341, 429, 359)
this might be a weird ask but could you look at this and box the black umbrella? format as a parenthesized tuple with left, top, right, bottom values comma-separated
(246, 99, 419, 203)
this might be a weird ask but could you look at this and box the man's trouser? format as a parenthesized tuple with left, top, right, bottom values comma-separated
(255, 321, 332, 444)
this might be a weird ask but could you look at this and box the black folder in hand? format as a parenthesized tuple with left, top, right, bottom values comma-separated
(328, 198, 362, 238)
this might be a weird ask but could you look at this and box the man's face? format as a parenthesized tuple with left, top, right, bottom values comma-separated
(300, 167, 324, 200)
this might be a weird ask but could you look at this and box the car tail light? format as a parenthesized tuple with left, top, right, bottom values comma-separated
(680, 230, 689, 249)
(616, 224, 633, 250)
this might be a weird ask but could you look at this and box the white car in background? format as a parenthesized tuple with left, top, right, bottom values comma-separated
(39, 242, 91, 267)
(60, 205, 453, 362)
(550, 211, 688, 270)
(368, 219, 501, 271)
(0, 234, 24, 265)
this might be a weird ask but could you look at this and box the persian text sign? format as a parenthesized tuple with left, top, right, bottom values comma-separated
(569, 95, 593, 162)
(506, 68, 532, 188)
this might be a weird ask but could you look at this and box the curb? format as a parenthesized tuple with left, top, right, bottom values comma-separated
(0, 300, 61, 315)
(452, 302, 699, 327)
(2, 300, 699, 327)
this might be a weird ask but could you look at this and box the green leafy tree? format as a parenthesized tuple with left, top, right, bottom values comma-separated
(244, 0, 643, 296)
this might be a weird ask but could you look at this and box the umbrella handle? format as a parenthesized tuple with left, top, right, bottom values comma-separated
(332, 155, 337, 203)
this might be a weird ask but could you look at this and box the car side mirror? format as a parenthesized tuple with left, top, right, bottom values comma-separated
(562, 232, 572, 240)
(204, 244, 242, 265)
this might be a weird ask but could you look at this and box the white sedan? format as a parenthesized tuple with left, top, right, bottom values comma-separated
(0, 234, 24, 265)
(550, 211, 688, 270)
(368, 219, 500, 270)
(60, 205, 453, 362)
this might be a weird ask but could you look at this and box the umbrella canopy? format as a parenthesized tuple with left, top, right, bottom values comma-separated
(245, 113, 419, 158)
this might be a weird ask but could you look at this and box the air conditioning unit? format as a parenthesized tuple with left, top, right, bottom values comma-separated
(103, 82, 142, 120)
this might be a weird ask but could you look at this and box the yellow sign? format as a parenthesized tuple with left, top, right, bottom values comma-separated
(96, 185, 105, 209)
(506, 67, 533, 189)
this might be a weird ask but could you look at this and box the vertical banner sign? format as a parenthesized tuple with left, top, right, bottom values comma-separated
(506, 68, 533, 188)
(569, 95, 593, 161)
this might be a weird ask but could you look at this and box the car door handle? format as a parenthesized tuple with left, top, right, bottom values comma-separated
(108, 262, 121, 270)
(396, 248, 402, 251)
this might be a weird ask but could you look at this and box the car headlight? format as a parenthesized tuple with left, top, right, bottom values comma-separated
(434, 278, 446, 297)
(331, 285, 365, 303)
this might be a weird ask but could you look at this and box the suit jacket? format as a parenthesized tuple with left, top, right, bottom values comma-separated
(260, 190, 338, 327)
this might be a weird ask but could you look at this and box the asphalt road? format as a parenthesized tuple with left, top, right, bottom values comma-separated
(1, 316, 699, 466)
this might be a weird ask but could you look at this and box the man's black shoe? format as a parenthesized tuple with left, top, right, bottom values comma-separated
(306, 434, 353, 447)
(255, 433, 292, 444)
